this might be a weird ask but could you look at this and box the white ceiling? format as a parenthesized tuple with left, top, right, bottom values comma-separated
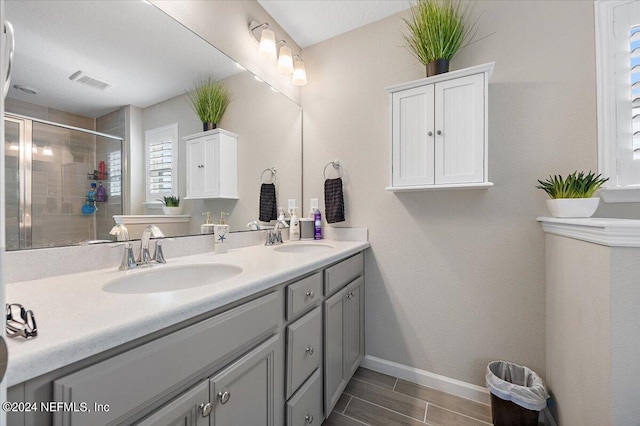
(5, 1, 239, 118)
(257, 0, 412, 49)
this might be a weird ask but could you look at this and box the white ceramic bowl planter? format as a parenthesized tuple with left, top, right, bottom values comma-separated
(162, 206, 183, 215)
(546, 197, 600, 218)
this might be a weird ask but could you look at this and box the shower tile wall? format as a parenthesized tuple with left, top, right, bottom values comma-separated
(5, 99, 124, 248)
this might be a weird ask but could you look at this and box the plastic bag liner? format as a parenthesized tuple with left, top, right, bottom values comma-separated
(486, 361, 548, 411)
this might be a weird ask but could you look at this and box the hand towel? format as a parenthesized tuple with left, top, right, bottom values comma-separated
(259, 183, 277, 222)
(324, 178, 345, 223)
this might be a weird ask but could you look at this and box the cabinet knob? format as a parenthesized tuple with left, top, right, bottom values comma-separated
(427, 131, 433, 137)
(437, 130, 442, 135)
(305, 414, 314, 424)
(218, 390, 231, 404)
(305, 346, 315, 356)
(305, 290, 314, 298)
(199, 402, 212, 417)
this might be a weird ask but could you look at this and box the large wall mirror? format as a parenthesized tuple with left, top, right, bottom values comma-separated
(3, 0, 302, 250)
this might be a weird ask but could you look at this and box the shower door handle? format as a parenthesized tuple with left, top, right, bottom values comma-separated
(3, 21, 15, 99)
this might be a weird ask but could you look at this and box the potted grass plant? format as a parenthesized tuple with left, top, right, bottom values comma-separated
(159, 195, 182, 215)
(403, 0, 479, 77)
(536, 171, 609, 218)
(186, 78, 232, 132)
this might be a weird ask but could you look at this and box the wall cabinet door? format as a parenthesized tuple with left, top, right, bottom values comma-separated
(187, 138, 206, 197)
(434, 73, 485, 184)
(136, 381, 209, 426)
(210, 335, 278, 426)
(392, 84, 435, 187)
(324, 276, 365, 415)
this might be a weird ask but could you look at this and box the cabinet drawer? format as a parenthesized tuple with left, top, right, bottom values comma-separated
(324, 252, 363, 296)
(287, 369, 322, 426)
(53, 292, 280, 426)
(287, 306, 322, 399)
(287, 272, 323, 320)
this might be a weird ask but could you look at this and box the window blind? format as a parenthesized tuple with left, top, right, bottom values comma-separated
(148, 140, 173, 195)
(631, 27, 640, 159)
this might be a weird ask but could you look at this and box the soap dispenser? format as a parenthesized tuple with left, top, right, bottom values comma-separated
(214, 212, 230, 253)
(201, 212, 214, 234)
(289, 207, 300, 241)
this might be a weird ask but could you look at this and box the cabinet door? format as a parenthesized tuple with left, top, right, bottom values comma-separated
(392, 84, 435, 187)
(323, 286, 349, 414)
(187, 138, 205, 197)
(344, 277, 364, 379)
(202, 136, 220, 197)
(210, 335, 279, 426)
(136, 381, 209, 426)
(434, 73, 485, 184)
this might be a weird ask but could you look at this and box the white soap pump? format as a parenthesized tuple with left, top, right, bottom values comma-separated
(289, 207, 300, 241)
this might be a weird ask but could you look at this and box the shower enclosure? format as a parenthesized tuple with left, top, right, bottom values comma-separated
(4, 114, 123, 250)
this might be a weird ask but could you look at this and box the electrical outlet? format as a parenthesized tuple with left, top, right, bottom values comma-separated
(288, 199, 296, 211)
(310, 198, 319, 210)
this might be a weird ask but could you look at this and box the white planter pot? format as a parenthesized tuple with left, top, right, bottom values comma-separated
(546, 198, 600, 218)
(162, 206, 183, 215)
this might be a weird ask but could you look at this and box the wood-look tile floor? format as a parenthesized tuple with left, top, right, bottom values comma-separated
(322, 367, 493, 426)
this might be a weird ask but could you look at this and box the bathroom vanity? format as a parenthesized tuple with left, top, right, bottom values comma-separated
(5, 239, 367, 426)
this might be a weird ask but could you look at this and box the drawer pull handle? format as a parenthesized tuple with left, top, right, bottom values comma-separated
(305, 290, 314, 298)
(305, 414, 314, 424)
(199, 402, 212, 417)
(305, 346, 314, 356)
(218, 390, 231, 404)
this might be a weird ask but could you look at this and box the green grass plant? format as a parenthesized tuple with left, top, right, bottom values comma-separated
(186, 78, 232, 125)
(403, 0, 478, 65)
(536, 171, 609, 199)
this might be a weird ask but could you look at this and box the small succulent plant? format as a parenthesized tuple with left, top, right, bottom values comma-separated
(536, 171, 609, 199)
(159, 195, 180, 207)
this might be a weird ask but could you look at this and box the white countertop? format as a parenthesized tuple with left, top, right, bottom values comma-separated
(5, 240, 369, 387)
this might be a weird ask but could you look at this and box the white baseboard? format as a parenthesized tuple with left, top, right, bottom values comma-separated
(360, 355, 491, 405)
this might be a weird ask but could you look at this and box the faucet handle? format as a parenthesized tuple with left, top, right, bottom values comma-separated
(111, 242, 137, 270)
(153, 238, 174, 264)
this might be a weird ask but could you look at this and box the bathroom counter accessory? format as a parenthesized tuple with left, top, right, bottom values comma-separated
(4, 239, 369, 386)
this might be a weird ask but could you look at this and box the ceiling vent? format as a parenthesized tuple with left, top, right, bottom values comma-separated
(68, 71, 112, 90)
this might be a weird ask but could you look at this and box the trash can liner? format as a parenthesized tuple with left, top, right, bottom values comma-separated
(486, 361, 548, 412)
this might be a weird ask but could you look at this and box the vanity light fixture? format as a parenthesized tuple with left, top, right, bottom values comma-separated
(249, 20, 307, 86)
(292, 55, 307, 86)
(250, 22, 277, 61)
(277, 45, 294, 75)
(13, 85, 39, 95)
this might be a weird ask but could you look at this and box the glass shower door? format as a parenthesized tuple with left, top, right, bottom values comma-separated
(3, 116, 29, 250)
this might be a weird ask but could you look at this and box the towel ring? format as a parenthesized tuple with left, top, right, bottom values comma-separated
(323, 160, 343, 179)
(261, 167, 277, 184)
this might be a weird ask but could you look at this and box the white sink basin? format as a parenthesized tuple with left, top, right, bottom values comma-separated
(103, 264, 243, 294)
(273, 243, 334, 253)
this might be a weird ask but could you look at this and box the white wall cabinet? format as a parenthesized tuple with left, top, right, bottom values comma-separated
(184, 129, 238, 199)
(386, 62, 494, 191)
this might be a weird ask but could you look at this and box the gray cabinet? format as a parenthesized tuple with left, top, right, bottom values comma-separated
(286, 369, 322, 426)
(286, 306, 322, 398)
(324, 276, 364, 415)
(136, 381, 209, 426)
(210, 335, 279, 426)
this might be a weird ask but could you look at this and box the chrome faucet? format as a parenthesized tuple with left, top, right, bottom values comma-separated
(139, 224, 165, 265)
(265, 218, 289, 246)
(110, 224, 136, 270)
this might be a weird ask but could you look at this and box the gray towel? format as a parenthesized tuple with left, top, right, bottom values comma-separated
(259, 183, 277, 222)
(324, 178, 345, 223)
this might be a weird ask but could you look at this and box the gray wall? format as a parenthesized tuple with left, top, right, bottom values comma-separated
(300, 0, 628, 387)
